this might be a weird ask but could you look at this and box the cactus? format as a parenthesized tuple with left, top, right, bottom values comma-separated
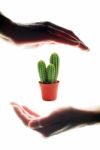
(47, 64, 55, 83)
(38, 60, 47, 83)
(37, 52, 60, 84)
(50, 52, 60, 81)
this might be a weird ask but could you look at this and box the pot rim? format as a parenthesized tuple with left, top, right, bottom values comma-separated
(39, 80, 59, 85)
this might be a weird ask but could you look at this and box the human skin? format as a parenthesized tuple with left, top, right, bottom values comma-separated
(0, 12, 89, 50)
(1, 12, 94, 137)
(11, 102, 100, 137)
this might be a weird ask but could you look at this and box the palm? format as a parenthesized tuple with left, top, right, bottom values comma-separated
(11, 102, 100, 137)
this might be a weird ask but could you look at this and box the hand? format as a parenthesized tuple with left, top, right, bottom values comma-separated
(0, 13, 89, 50)
(11, 102, 100, 137)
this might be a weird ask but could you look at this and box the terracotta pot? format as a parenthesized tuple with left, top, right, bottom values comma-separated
(39, 81, 59, 101)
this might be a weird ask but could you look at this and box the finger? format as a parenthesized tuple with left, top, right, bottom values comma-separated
(11, 102, 39, 119)
(52, 32, 89, 50)
(48, 22, 89, 50)
(47, 22, 82, 41)
(48, 23, 89, 50)
(11, 102, 28, 116)
(78, 42, 89, 50)
(11, 102, 36, 119)
(28, 119, 43, 129)
(10, 102, 20, 106)
(11, 105, 30, 126)
(22, 105, 40, 117)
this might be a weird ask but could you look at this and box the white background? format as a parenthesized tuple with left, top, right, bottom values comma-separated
(0, 0, 100, 149)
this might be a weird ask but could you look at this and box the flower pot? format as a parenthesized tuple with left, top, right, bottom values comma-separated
(39, 81, 59, 101)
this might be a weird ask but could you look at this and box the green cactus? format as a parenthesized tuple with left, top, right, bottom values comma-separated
(50, 52, 60, 81)
(37, 52, 60, 84)
(37, 60, 47, 83)
(47, 64, 55, 83)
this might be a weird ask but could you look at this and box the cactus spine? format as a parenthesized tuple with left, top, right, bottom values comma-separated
(47, 64, 55, 83)
(50, 53, 59, 81)
(38, 60, 47, 83)
(37, 52, 60, 84)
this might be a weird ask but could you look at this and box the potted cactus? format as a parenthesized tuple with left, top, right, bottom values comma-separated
(37, 52, 60, 101)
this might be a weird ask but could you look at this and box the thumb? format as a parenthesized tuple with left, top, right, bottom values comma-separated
(28, 118, 44, 129)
